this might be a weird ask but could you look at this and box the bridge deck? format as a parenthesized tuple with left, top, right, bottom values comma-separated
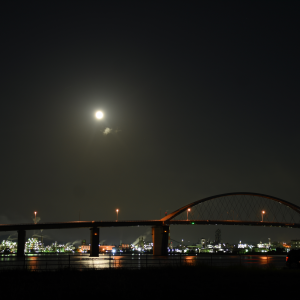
(0, 220, 163, 231)
(0, 220, 299, 231)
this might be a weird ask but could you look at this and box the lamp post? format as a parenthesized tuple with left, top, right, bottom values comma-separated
(116, 209, 119, 221)
(261, 210, 265, 222)
(34, 211, 37, 224)
(187, 208, 191, 220)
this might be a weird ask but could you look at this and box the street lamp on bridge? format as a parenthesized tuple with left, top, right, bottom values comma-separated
(187, 208, 191, 220)
(34, 211, 37, 224)
(116, 209, 119, 221)
(261, 210, 265, 222)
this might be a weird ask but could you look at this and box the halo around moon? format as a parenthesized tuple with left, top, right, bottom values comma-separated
(95, 111, 104, 119)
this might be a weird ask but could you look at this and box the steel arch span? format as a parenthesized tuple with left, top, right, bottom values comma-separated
(161, 192, 300, 227)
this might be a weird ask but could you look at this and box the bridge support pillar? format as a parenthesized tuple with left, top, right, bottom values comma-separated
(90, 227, 99, 257)
(17, 230, 26, 257)
(152, 226, 169, 256)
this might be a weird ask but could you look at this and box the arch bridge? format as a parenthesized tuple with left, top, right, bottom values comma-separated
(1, 192, 300, 256)
(155, 192, 300, 255)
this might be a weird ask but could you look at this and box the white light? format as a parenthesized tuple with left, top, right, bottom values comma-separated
(95, 111, 103, 119)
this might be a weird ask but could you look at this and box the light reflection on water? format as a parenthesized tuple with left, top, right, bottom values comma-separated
(0, 254, 286, 270)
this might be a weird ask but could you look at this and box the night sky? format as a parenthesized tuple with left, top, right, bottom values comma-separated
(1, 2, 299, 246)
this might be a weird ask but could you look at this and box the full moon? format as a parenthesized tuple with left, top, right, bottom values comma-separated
(95, 111, 103, 119)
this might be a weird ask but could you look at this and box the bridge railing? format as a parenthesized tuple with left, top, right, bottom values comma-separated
(0, 253, 287, 271)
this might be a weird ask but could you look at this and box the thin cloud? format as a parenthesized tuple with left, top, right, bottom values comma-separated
(103, 127, 113, 135)
(32, 217, 41, 223)
(32, 233, 51, 240)
(132, 231, 151, 245)
(71, 240, 83, 245)
(103, 128, 121, 135)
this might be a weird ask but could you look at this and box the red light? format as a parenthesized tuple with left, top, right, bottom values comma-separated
(286, 257, 288, 262)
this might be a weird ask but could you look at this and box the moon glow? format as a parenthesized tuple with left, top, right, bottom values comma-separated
(95, 111, 104, 119)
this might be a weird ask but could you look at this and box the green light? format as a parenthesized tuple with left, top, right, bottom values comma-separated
(191, 222, 195, 224)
